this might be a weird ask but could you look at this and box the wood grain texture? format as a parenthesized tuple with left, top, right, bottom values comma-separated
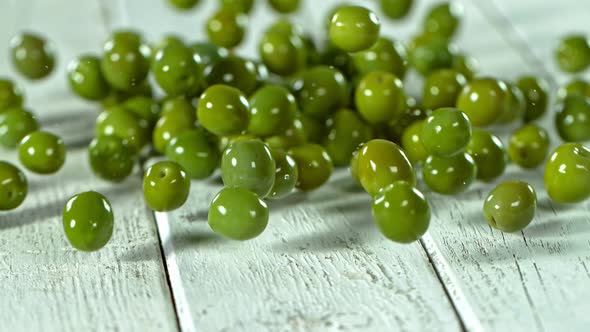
(0, 149, 178, 331)
(149, 168, 461, 332)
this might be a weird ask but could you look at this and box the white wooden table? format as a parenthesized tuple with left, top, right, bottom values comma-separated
(1, 0, 589, 331)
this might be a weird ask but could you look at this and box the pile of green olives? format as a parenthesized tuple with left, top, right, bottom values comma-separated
(4, 0, 590, 252)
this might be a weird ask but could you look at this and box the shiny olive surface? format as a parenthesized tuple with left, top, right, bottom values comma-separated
(423, 152, 476, 195)
(422, 69, 466, 110)
(483, 181, 536, 232)
(380, 0, 414, 20)
(544, 143, 590, 203)
(67, 55, 110, 101)
(516, 76, 549, 123)
(166, 128, 219, 180)
(101, 30, 150, 91)
(421, 108, 472, 158)
(508, 124, 550, 169)
(290, 66, 348, 119)
(554, 34, 590, 73)
(465, 130, 507, 181)
(197, 84, 250, 136)
(423, 2, 463, 39)
(356, 139, 415, 196)
(329, 6, 381, 52)
(143, 161, 190, 211)
(0, 161, 27, 211)
(555, 95, 590, 142)
(96, 106, 150, 153)
(10, 32, 55, 80)
(259, 28, 306, 76)
(0, 107, 39, 149)
(206, 8, 247, 48)
(221, 139, 276, 197)
(247, 85, 296, 137)
(456, 78, 510, 127)
(63, 191, 114, 251)
(205, 56, 259, 95)
(18, 131, 66, 174)
(401, 120, 428, 165)
(208, 186, 269, 241)
(372, 181, 430, 244)
(355, 71, 405, 126)
(288, 143, 333, 191)
(352, 37, 408, 79)
(0, 79, 24, 111)
(268, 148, 299, 199)
(153, 97, 196, 153)
(88, 135, 136, 182)
(151, 43, 202, 96)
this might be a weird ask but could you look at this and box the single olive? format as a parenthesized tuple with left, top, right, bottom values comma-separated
(206, 8, 247, 49)
(557, 78, 590, 100)
(143, 161, 190, 211)
(247, 85, 296, 137)
(10, 32, 55, 80)
(259, 29, 306, 76)
(372, 181, 430, 243)
(63, 191, 113, 251)
(516, 76, 549, 123)
(151, 35, 185, 60)
(465, 130, 507, 181)
(166, 128, 219, 180)
(423, 152, 476, 195)
(555, 95, 590, 142)
(101, 30, 150, 91)
(123, 96, 160, 128)
(18, 131, 66, 174)
(288, 143, 333, 191)
(408, 34, 455, 76)
(355, 71, 406, 126)
(0, 78, 24, 112)
(508, 124, 550, 169)
(153, 97, 196, 153)
(456, 77, 510, 126)
(152, 43, 202, 97)
(421, 107, 472, 157)
(329, 6, 381, 52)
(323, 108, 373, 166)
(205, 56, 259, 95)
(401, 120, 428, 165)
(208, 186, 269, 240)
(0, 161, 27, 211)
(380, 0, 413, 20)
(0, 107, 39, 148)
(96, 106, 150, 153)
(422, 69, 466, 110)
(423, 2, 463, 39)
(483, 181, 536, 232)
(555, 34, 590, 73)
(268, 0, 299, 13)
(290, 66, 348, 119)
(88, 135, 136, 182)
(197, 84, 249, 136)
(352, 37, 408, 79)
(452, 53, 478, 80)
(67, 55, 110, 101)
(221, 139, 276, 197)
(168, 0, 200, 10)
(497, 83, 526, 124)
(220, 0, 254, 13)
(268, 148, 299, 199)
(544, 143, 590, 203)
(356, 139, 415, 196)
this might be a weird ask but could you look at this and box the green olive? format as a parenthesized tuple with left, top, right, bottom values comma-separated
(465, 130, 507, 181)
(423, 152, 476, 195)
(483, 181, 536, 232)
(508, 124, 550, 169)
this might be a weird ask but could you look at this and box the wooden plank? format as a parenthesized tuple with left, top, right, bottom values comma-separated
(419, 1, 590, 331)
(0, 149, 178, 331)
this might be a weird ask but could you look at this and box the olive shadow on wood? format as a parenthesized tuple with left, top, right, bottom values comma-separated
(117, 241, 162, 263)
(525, 214, 590, 238)
(271, 200, 377, 253)
(172, 231, 220, 251)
